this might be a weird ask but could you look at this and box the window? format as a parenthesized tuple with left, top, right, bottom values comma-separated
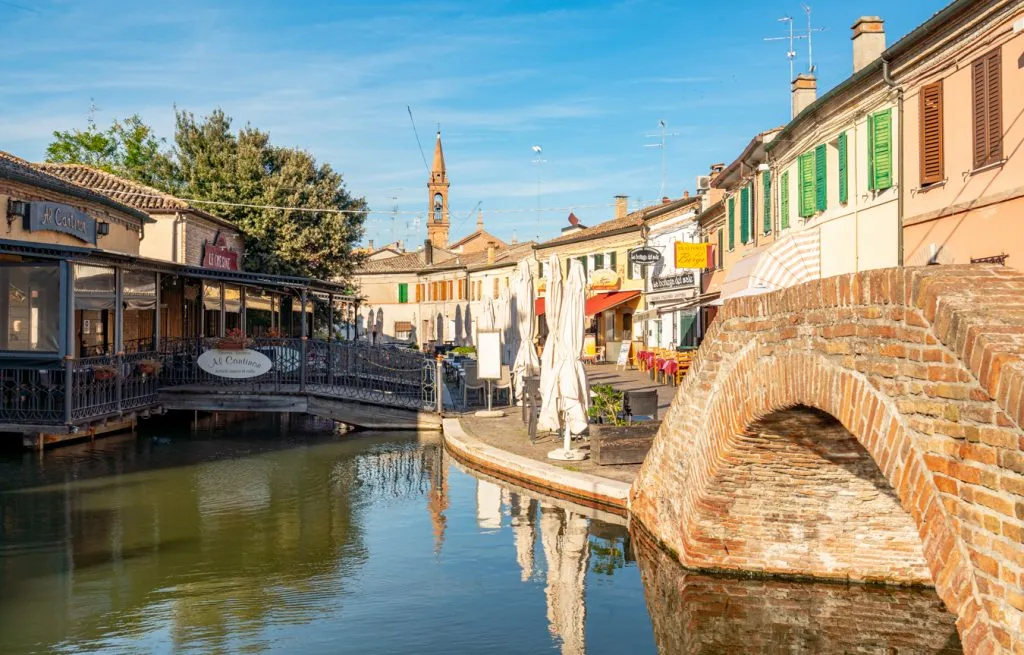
(493, 278, 499, 299)
(716, 228, 723, 268)
(592, 253, 604, 270)
(416, 284, 423, 302)
(0, 263, 60, 353)
(814, 143, 827, 212)
(838, 132, 849, 204)
(398, 283, 409, 303)
(608, 251, 617, 272)
(431, 281, 438, 301)
(740, 186, 749, 244)
(576, 256, 587, 277)
(798, 152, 815, 217)
(972, 49, 1002, 169)
(762, 171, 771, 234)
(448, 280, 454, 299)
(780, 170, 790, 230)
(727, 197, 735, 250)
(868, 109, 893, 190)
(920, 81, 944, 184)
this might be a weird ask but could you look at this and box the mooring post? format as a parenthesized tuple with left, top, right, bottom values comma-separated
(435, 354, 443, 414)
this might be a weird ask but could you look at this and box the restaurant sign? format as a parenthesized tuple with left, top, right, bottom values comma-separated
(629, 247, 662, 266)
(24, 202, 97, 244)
(675, 241, 713, 269)
(198, 348, 273, 378)
(202, 232, 240, 271)
(652, 271, 696, 291)
(589, 268, 621, 291)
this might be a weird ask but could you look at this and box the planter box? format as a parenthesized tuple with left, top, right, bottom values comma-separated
(590, 421, 661, 466)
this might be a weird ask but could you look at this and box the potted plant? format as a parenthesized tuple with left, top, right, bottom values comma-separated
(218, 327, 247, 350)
(588, 384, 661, 466)
(93, 364, 117, 381)
(137, 359, 163, 376)
(265, 327, 284, 346)
(588, 384, 626, 426)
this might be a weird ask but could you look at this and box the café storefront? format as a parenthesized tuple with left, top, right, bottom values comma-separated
(638, 270, 701, 350)
(0, 159, 358, 441)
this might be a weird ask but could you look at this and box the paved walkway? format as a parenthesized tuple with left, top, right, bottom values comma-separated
(451, 363, 677, 488)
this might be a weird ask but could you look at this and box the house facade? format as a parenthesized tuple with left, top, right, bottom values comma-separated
(898, 0, 1024, 268)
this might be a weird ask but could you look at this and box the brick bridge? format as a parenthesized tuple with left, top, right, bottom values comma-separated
(630, 266, 1024, 654)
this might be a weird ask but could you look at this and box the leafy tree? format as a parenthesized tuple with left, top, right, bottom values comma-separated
(46, 113, 171, 187)
(46, 108, 366, 282)
(168, 109, 366, 280)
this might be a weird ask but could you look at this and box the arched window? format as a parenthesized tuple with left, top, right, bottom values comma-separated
(433, 193, 444, 223)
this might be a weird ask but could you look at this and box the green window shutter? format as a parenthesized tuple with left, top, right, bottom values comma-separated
(748, 184, 756, 241)
(717, 228, 723, 267)
(609, 251, 617, 271)
(739, 186, 749, 244)
(398, 283, 408, 303)
(867, 113, 876, 191)
(814, 144, 827, 212)
(728, 197, 735, 250)
(593, 253, 604, 269)
(871, 109, 893, 190)
(780, 170, 790, 230)
(798, 152, 815, 217)
(762, 171, 771, 234)
(838, 132, 849, 204)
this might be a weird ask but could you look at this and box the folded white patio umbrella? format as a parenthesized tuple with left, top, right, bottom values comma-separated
(554, 259, 589, 436)
(512, 259, 540, 402)
(538, 255, 564, 433)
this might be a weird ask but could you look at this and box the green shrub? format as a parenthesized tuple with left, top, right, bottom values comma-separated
(588, 384, 627, 426)
(452, 346, 476, 356)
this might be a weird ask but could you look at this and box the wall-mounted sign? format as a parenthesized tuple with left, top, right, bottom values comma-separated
(589, 268, 621, 291)
(198, 348, 273, 378)
(537, 278, 547, 293)
(675, 242, 713, 269)
(24, 202, 97, 244)
(629, 247, 662, 266)
(202, 232, 240, 271)
(652, 271, 696, 291)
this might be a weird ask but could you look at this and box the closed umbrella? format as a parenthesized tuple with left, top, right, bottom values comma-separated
(538, 255, 563, 433)
(545, 259, 588, 460)
(512, 259, 540, 402)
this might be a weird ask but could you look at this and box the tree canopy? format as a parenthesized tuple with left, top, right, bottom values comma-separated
(46, 109, 366, 282)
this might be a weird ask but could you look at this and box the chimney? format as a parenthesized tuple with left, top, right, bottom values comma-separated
(476, 211, 484, 231)
(368, 239, 374, 251)
(791, 73, 817, 119)
(615, 195, 628, 219)
(683, 190, 690, 199)
(852, 17, 885, 73)
(486, 241, 496, 265)
(661, 196, 671, 204)
(423, 239, 433, 265)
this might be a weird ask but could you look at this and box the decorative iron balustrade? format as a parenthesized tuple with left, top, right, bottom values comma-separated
(0, 338, 439, 428)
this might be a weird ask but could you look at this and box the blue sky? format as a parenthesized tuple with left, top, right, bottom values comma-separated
(2, 0, 942, 247)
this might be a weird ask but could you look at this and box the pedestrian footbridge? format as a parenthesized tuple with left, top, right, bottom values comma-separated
(631, 265, 1024, 653)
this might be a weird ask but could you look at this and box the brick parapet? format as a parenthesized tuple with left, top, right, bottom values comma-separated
(631, 265, 1024, 654)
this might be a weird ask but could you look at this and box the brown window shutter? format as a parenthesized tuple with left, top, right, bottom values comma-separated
(919, 81, 944, 185)
(986, 48, 1002, 164)
(972, 58, 988, 169)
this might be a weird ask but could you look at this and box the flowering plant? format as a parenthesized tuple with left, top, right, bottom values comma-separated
(218, 328, 248, 350)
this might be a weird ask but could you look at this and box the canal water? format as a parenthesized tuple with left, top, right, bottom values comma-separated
(0, 415, 961, 654)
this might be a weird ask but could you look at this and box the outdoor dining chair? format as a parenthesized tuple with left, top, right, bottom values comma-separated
(462, 362, 486, 407)
(491, 364, 514, 407)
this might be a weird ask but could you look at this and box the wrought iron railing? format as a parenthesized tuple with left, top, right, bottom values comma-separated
(0, 338, 439, 428)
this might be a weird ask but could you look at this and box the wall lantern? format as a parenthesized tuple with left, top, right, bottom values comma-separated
(6, 199, 27, 220)
(97, 222, 110, 236)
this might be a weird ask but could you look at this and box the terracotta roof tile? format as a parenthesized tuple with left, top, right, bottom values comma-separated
(538, 196, 700, 248)
(35, 163, 237, 229)
(0, 152, 153, 224)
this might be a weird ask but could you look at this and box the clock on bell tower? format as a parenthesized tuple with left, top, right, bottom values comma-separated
(426, 131, 450, 249)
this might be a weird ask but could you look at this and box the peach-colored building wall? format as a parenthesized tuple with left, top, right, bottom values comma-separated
(902, 6, 1024, 267)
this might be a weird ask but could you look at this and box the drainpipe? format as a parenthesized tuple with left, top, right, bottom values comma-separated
(882, 55, 904, 266)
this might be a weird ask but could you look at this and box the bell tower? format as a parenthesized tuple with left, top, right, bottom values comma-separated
(427, 131, 450, 249)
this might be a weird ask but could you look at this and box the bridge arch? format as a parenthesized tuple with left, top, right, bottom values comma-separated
(631, 266, 1024, 653)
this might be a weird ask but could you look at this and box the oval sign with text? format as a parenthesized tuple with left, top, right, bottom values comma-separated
(198, 348, 273, 379)
(629, 247, 662, 265)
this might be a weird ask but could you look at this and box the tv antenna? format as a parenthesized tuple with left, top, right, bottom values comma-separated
(764, 7, 827, 83)
(645, 119, 679, 199)
(531, 145, 546, 241)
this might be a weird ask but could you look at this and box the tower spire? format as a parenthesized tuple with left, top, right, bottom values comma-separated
(432, 131, 446, 179)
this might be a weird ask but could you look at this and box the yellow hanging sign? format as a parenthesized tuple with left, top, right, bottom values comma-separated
(675, 242, 712, 269)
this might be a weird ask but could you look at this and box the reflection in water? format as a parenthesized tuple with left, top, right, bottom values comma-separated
(0, 417, 962, 654)
(633, 526, 963, 654)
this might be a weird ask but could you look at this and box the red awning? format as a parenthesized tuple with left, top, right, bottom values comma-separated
(585, 290, 641, 316)
(536, 290, 641, 317)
